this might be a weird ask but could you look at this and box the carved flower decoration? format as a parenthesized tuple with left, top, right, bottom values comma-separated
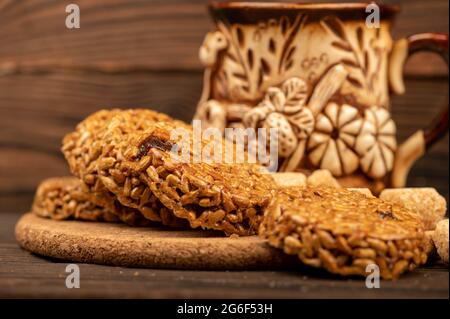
(243, 77, 314, 158)
(355, 106, 397, 178)
(307, 102, 363, 176)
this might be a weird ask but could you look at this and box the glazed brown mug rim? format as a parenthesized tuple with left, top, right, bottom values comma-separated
(209, 1, 400, 14)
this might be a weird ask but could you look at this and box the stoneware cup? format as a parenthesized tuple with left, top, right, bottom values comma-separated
(195, 1, 448, 192)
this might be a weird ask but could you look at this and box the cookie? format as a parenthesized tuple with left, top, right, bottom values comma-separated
(63, 109, 276, 235)
(432, 219, 449, 264)
(380, 188, 447, 230)
(137, 125, 275, 235)
(149, 158, 275, 236)
(62, 109, 188, 228)
(259, 186, 429, 279)
(32, 177, 118, 222)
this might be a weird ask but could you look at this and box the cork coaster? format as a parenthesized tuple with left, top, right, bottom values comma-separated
(15, 213, 293, 270)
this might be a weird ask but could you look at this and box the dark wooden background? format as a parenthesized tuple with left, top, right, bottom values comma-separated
(0, 0, 448, 214)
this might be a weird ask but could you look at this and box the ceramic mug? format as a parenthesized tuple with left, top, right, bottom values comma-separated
(194, 1, 448, 192)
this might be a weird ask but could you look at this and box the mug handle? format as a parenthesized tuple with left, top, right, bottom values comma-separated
(391, 32, 449, 188)
(408, 33, 449, 149)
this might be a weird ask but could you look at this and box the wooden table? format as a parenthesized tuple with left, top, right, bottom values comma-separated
(0, 212, 448, 299)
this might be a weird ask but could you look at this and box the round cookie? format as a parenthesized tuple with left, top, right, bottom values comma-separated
(259, 186, 430, 279)
(135, 124, 276, 236)
(33, 177, 119, 223)
(117, 125, 275, 236)
(149, 157, 275, 236)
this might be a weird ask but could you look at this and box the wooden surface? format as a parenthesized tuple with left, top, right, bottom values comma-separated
(0, 0, 448, 214)
(1, 212, 448, 298)
(15, 213, 293, 270)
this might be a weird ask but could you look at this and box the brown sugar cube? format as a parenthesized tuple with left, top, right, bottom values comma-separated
(271, 172, 307, 188)
(347, 188, 375, 198)
(307, 169, 340, 188)
(379, 188, 447, 230)
(432, 219, 449, 264)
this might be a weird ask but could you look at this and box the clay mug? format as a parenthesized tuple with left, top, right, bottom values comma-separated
(194, 1, 448, 193)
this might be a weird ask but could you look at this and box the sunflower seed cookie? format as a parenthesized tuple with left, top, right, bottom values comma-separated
(259, 186, 429, 279)
(116, 125, 275, 235)
(33, 177, 119, 222)
(62, 109, 188, 228)
(148, 157, 275, 235)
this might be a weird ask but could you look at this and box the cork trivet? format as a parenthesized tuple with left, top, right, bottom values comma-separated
(15, 213, 293, 270)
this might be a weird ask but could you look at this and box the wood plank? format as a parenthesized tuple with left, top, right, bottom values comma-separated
(0, 0, 448, 76)
(0, 212, 448, 298)
(0, 0, 210, 71)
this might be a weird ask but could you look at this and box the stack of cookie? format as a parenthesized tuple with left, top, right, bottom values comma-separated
(35, 109, 276, 236)
(31, 108, 448, 279)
